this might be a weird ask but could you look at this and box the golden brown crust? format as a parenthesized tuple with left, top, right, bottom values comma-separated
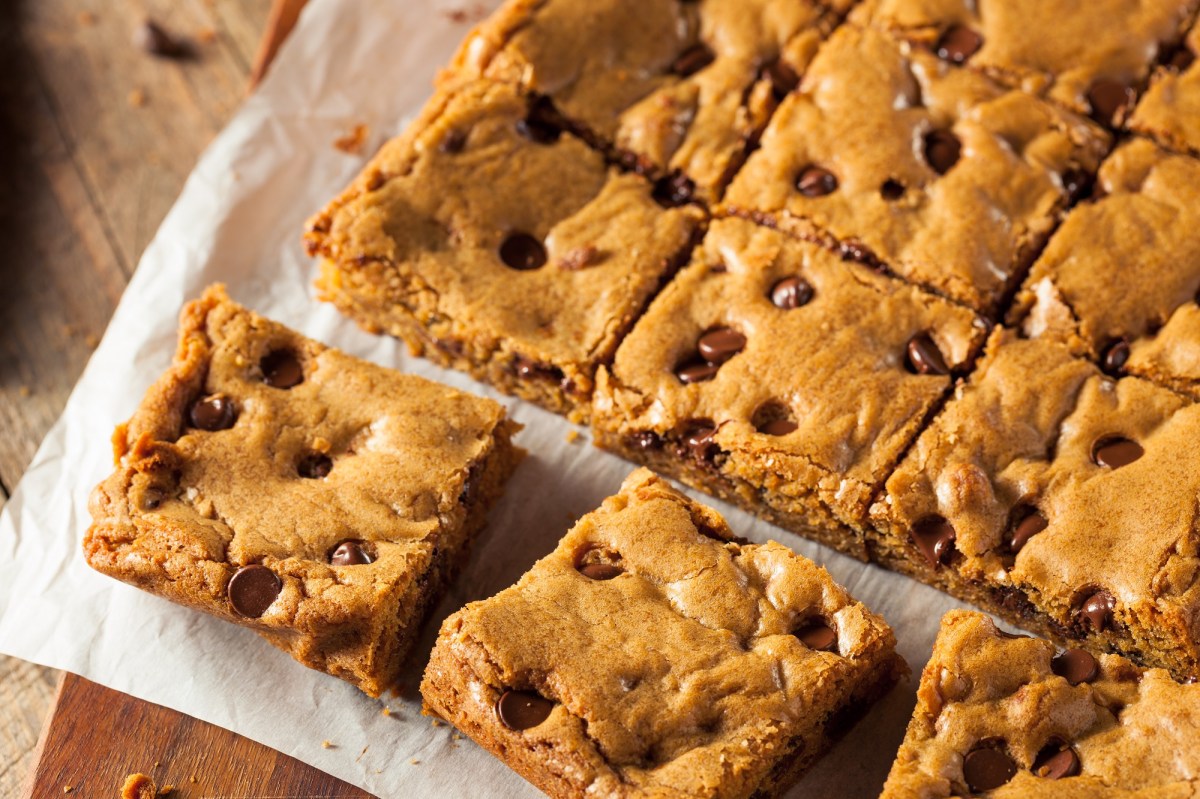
(1131, 24, 1200, 156)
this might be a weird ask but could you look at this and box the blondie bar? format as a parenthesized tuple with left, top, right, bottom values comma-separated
(305, 80, 703, 422)
(421, 469, 903, 798)
(1131, 22, 1200, 155)
(592, 217, 988, 560)
(724, 24, 1110, 314)
(84, 285, 523, 696)
(881, 610, 1200, 798)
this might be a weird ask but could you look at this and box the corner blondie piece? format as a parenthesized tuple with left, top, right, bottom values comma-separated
(592, 218, 988, 560)
(871, 329, 1200, 680)
(724, 24, 1110, 314)
(421, 469, 904, 799)
(881, 610, 1200, 798)
(1127, 303, 1200, 400)
(1011, 138, 1200, 397)
(448, 0, 842, 202)
(84, 285, 523, 696)
(1131, 23, 1200, 155)
(305, 80, 703, 422)
(852, 0, 1197, 125)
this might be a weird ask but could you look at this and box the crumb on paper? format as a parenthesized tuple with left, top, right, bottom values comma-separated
(120, 773, 157, 799)
(430, 718, 443, 727)
(128, 88, 147, 108)
(565, 429, 581, 444)
(355, 745, 369, 763)
(410, 759, 421, 766)
(452, 732, 463, 741)
(334, 123, 370, 155)
(380, 706, 392, 716)
(322, 739, 335, 749)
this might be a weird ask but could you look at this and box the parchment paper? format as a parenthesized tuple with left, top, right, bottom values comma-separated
(0, 1, 981, 795)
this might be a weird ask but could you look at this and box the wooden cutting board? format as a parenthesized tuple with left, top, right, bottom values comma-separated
(22, 3, 375, 797)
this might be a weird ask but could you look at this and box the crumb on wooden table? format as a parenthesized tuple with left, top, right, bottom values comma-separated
(334, 124, 370, 155)
(120, 773, 157, 799)
(62, 787, 72, 795)
(128, 88, 148, 108)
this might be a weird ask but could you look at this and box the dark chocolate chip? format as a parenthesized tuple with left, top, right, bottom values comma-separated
(439, 129, 467, 153)
(513, 355, 563, 382)
(297, 452, 333, 479)
(653, 173, 696, 207)
(963, 742, 1018, 792)
(675, 360, 720, 384)
(140, 487, 166, 511)
(228, 565, 281, 618)
(935, 25, 983, 64)
(1091, 436, 1143, 468)
(770, 276, 814, 309)
(134, 19, 188, 58)
(1008, 505, 1048, 553)
(760, 418, 798, 436)
(764, 59, 800, 99)
(911, 516, 956, 567)
(924, 130, 962, 175)
(1052, 648, 1099, 685)
(579, 563, 624, 580)
(499, 233, 547, 270)
(697, 327, 746, 364)
(1077, 589, 1116, 632)
(628, 430, 663, 451)
(1087, 78, 1134, 125)
(672, 43, 715, 77)
(1101, 338, 1131, 375)
(796, 165, 837, 197)
(189, 394, 236, 431)
(795, 620, 838, 652)
(1169, 47, 1196, 72)
(906, 333, 951, 376)
(1060, 168, 1092, 204)
(679, 419, 720, 463)
(261, 350, 304, 388)
(1032, 743, 1081, 779)
(496, 689, 554, 730)
(515, 97, 562, 144)
(330, 540, 374, 566)
(880, 179, 906, 201)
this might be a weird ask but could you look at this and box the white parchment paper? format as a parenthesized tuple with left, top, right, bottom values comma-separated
(0, 1, 983, 795)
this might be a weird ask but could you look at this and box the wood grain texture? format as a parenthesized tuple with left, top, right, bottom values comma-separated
(250, 0, 311, 87)
(0, 659, 58, 799)
(23, 675, 375, 799)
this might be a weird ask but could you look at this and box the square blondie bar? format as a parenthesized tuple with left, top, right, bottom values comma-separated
(84, 285, 523, 696)
(421, 469, 904, 798)
(1131, 22, 1200, 155)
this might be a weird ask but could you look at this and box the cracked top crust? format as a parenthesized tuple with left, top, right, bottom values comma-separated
(873, 330, 1200, 674)
(852, 0, 1197, 117)
(1131, 23, 1200, 155)
(724, 23, 1110, 314)
(84, 285, 519, 695)
(1011, 139, 1200, 381)
(425, 469, 900, 798)
(881, 610, 1200, 799)
(447, 0, 840, 200)
(592, 218, 987, 532)
(305, 79, 702, 395)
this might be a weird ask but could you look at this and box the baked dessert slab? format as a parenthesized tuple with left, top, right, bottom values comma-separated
(1131, 22, 1200, 155)
(421, 469, 905, 799)
(870, 329, 1200, 680)
(881, 610, 1200, 798)
(723, 23, 1110, 315)
(1010, 138, 1200, 398)
(84, 285, 523, 696)
(305, 79, 704, 423)
(852, 0, 1198, 125)
(592, 217, 988, 560)
(448, 0, 845, 202)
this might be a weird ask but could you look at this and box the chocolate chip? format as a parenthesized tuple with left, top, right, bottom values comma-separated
(1052, 648, 1099, 685)
(935, 25, 983, 64)
(1087, 79, 1134, 125)
(579, 563, 623, 580)
(675, 359, 720, 384)
(911, 516, 956, 567)
(628, 431, 663, 451)
(134, 19, 188, 58)
(963, 742, 1018, 792)
(261, 350, 304, 388)
(297, 452, 333, 479)
(1091, 436, 1143, 468)
(515, 96, 562, 144)
(770, 276, 814, 309)
(924, 130, 962, 175)
(1169, 47, 1196, 72)
(672, 43, 715, 77)
(795, 620, 838, 652)
(140, 487, 166, 511)
(1077, 588, 1115, 632)
(1032, 743, 1081, 779)
(496, 689, 554, 730)
(906, 333, 951, 376)
(764, 59, 800, 99)
(1060, 168, 1092, 204)
(880, 179, 906, 201)
(228, 565, 281, 618)
(189, 394, 236, 431)
(652, 173, 696, 208)
(1008, 505, 1048, 554)
(796, 165, 837, 197)
(513, 356, 563, 383)
(330, 541, 374, 566)
(439, 129, 467, 153)
(499, 233, 547, 270)
(679, 419, 720, 463)
(1101, 338, 1131, 375)
(697, 327, 746, 364)
(760, 419, 798, 436)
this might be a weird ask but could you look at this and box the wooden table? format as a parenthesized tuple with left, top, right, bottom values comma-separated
(2, 1, 368, 795)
